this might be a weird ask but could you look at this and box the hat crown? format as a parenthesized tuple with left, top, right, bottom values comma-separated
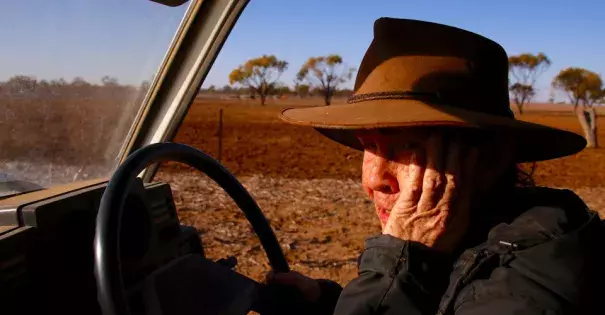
(353, 18, 511, 117)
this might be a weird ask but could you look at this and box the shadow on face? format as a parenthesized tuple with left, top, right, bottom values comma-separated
(357, 127, 516, 224)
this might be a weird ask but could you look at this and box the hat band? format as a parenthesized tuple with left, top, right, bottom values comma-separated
(347, 90, 515, 119)
(348, 91, 441, 104)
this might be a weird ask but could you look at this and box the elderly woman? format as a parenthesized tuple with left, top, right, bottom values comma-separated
(268, 18, 604, 315)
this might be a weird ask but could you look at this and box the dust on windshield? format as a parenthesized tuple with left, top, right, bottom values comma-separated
(0, 0, 189, 192)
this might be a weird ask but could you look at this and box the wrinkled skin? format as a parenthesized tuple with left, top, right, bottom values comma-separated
(358, 128, 514, 252)
(268, 127, 515, 297)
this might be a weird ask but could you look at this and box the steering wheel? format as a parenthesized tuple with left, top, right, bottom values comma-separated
(94, 142, 290, 315)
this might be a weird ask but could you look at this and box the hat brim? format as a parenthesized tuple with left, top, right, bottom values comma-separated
(279, 99, 587, 162)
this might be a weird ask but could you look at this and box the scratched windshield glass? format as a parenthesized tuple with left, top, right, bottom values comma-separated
(0, 0, 188, 194)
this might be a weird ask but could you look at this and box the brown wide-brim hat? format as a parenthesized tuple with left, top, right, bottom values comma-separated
(280, 18, 586, 162)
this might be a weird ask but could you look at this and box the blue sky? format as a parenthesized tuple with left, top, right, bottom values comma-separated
(0, 0, 187, 85)
(1, 0, 604, 101)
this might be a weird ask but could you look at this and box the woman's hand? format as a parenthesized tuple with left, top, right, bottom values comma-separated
(382, 133, 478, 252)
(265, 270, 321, 302)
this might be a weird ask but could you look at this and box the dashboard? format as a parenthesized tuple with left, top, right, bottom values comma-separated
(0, 179, 203, 314)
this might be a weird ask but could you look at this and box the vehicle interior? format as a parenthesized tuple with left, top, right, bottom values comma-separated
(1, 0, 604, 314)
(1, 1, 287, 314)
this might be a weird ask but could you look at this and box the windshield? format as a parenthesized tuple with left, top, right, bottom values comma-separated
(0, 0, 189, 193)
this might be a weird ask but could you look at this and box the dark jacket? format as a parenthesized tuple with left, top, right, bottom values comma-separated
(317, 187, 605, 315)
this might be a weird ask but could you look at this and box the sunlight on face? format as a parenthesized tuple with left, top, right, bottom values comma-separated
(357, 128, 434, 228)
(357, 127, 516, 229)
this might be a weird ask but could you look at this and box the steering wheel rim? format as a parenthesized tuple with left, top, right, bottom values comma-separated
(94, 142, 289, 315)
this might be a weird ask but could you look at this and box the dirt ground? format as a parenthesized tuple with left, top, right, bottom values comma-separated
(155, 99, 605, 285)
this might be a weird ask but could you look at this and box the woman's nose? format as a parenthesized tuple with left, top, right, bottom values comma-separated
(365, 156, 399, 194)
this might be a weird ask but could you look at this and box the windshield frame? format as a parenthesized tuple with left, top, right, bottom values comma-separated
(117, 0, 249, 183)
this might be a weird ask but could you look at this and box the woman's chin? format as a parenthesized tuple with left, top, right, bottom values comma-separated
(376, 207, 390, 227)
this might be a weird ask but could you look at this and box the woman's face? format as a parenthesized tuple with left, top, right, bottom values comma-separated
(357, 128, 513, 229)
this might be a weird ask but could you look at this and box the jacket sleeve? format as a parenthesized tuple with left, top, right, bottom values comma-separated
(334, 234, 453, 315)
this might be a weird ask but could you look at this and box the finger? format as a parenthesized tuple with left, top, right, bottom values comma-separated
(264, 270, 276, 284)
(270, 272, 321, 301)
(418, 133, 445, 212)
(394, 151, 423, 211)
(458, 147, 479, 208)
(271, 272, 304, 285)
(440, 137, 462, 208)
(444, 146, 477, 236)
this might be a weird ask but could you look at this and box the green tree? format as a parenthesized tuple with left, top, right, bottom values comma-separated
(273, 84, 292, 97)
(335, 88, 354, 98)
(50, 78, 67, 87)
(101, 75, 119, 87)
(297, 54, 355, 105)
(71, 77, 91, 87)
(228, 55, 288, 105)
(552, 67, 604, 148)
(508, 53, 551, 114)
(5, 75, 38, 95)
(295, 83, 310, 98)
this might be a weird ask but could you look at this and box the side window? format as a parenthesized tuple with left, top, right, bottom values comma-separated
(156, 1, 605, 284)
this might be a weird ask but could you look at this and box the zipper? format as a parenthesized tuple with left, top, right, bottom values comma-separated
(437, 248, 498, 315)
(461, 249, 497, 285)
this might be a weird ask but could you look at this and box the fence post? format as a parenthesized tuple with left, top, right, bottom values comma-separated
(217, 108, 223, 162)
